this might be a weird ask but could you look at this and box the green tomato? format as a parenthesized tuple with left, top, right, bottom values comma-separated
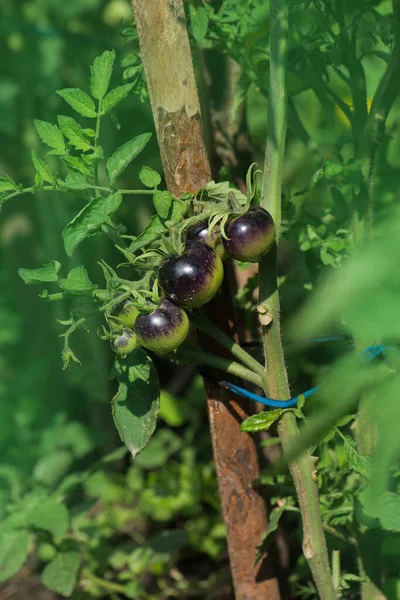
(111, 329, 137, 356)
(113, 299, 140, 329)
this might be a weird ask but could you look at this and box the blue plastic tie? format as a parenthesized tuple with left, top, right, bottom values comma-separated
(220, 342, 393, 409)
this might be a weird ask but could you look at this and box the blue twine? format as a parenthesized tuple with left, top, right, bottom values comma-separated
(220, 381, 319, 408)
(220, 343, 395, 409)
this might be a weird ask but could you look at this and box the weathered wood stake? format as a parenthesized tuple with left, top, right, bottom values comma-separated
(131, 2, 281, 598)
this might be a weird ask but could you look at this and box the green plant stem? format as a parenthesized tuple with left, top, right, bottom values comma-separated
(189, 314, 265, 377)
(94, 99, 103, 188)
(83, 569, 126, 594)
(259, 1, 336, 598)
(3, 185, 155, 205)
(332, 551, 341, 592)
(174, 347, 263, 387)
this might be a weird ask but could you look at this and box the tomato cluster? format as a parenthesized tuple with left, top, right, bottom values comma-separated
(111, 205, 275, 357)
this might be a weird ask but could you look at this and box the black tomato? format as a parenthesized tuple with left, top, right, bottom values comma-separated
(158, 241, 224, 308)
(112, 298, 140, 329)
(134, 299, 189, 354)
(187, 221, 228, 260)
(111, 328, 137, 356)
(223, 206, 275, 262)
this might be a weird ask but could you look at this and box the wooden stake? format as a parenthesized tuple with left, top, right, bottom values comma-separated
(131, 2, 281, 597)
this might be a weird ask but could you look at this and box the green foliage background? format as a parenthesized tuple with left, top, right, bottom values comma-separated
(0, 0, 399, 598)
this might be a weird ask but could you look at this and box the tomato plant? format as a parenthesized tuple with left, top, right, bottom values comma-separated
(0, 1, 400, 599)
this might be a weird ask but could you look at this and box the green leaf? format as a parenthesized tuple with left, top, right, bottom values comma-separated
(27, 499, 69, 538)
(129, 199, 186, 253)
(112, 350, 160, 457)
(34, 120, 67, 155)
(0, 531, 30, 581)
(57, 116, 92, 152)
(264, 507, 284, 542)
(135, 429, 182, 469)
(60, 155, 92, 176)
(41, 551, 81, 597)
(33, 451, 74, 487)
(342, 434, 372, 480)
(139, 166, 161, 188)
(59, 266, 96, 296)
(319, 429, 336, 444)
(106, 133, 152, 186)
(124, 582, 145, 599)
(62, 193, 123, 256)
(359, 489, 400, 532)
(32, 150, 54, 184)
(102, 83, 135, 114)
(0, 175, 18, 193)
(128, 215, 163, 253)
(56, 88, 97, 119)
(90, 49, 115, 100)
(241, 409, 287, 433)
(63, 171, 90, 190)
(19, 261, 61, 285)
(159, 390, 186, 427)
(153, 190, 172, 219)
(335, 414, 356, 427)
(189, 5, 209, 43)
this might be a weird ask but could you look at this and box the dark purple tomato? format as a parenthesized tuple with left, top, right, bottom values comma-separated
(187, 221, 228, 260)
(223, 206, 275, 262)
(134, 298, 189, 354)
(111, 328, 137, 356)
(158, 241, 224, 308)
(112, 298, 140, 329)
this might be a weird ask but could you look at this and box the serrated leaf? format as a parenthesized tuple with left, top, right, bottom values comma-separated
(63, 193, 123, 256)
(112, 350, 160, 457)
(60, 156, 92, 176)
(319, 429, 336, 444)
(90, 49, 115, 100)
(241, 409, 287, 433)
(255, 506, 285, 564)
(189, 5, 209, 43)
(57, 116, 92, 152)
(27, 499, 69, 538)
(0, 531, 30, 581)
(107, 133, 151, 186)
(102, 83, 135, 114)
(59, 266, 96, 296)
(343, 434, 372, 480)
(139, 166, 161, 188)
(0, 175, 18, 193)
(129, 199, 186, 253)
(63, 171, 90, 190)
(153, 190, 172, 219)
(34, 120, 67, 155)
(335, 414, 356, 427)
(56, 88, 97, 118)
(19, 261, 61, 285)
(32, 151, 54, 184)
(83, 128, 95, 137)
(41, 551, 81, 597)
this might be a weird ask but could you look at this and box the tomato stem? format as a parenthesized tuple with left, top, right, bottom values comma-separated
(189, 313, 264, 378)
(259, 1, 336, 598)
(174, 347, 263, 388)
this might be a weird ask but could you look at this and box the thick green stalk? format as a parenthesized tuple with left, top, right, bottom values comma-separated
(260, 1, 336, 598)
(174, 347, 263, 387)
(189, 314, 265, 377)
